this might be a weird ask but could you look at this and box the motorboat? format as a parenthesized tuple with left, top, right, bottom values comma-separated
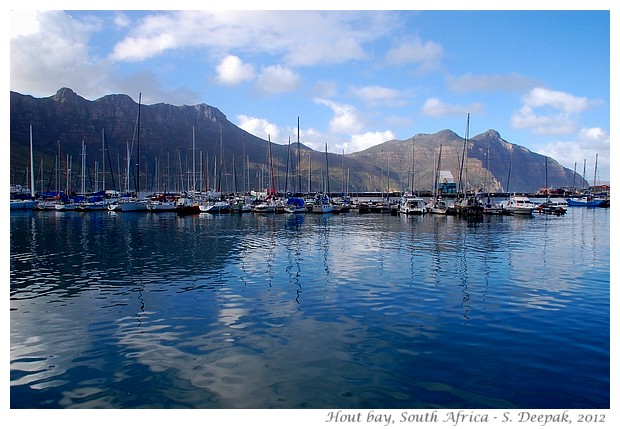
(399, 195, 427, 215)
(501, 195, 536, 215)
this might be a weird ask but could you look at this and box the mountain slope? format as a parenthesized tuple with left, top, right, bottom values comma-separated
(10, 88, 584, 194)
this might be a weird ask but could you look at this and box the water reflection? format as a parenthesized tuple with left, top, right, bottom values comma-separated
(10, 208, 610, 408)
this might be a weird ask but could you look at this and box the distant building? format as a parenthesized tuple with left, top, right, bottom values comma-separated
(439, 171, 457, 194)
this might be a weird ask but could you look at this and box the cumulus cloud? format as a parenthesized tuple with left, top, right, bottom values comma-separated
(237, 115, 281, 141)
(536, 127, 610, 182)
(422, 97, 483, 117)
(348, 131, 396, 153)
(107, 10, 395, 66)
(510, 87, 596, 135)
(215, 55, 255, 86)
(314, 98, 364, 134)
(10, 10, 105, 97)
(385, 37, 443, 73)
(447, 72, 538, 92)
(351, 85, 406, 107)
(255, 65, 300, 94)
(113, 12, 132, 29)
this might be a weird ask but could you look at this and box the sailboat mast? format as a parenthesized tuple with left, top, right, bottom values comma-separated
(81, 140, 86, 195)
(268, 134, 276, 196)
(308, 153, 311, 194)
(285, 136, 291, 194)
(458, 114, 470, 195)
(545, 156, 549, 203)
(136, 93, 141, 194)
(593, 153, 598, 187)
(583, 159, 587, 189)
(297, 117, 302, 195)
(325, 143, 330, 195)
(434, 143, 442, 200)
(29, 125, 35, 197)
(192, 126, 196, 193)
(411, 138, 415, 194)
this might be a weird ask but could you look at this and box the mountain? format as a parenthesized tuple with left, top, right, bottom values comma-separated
(10, 88, 584, 194)
(351, 128, 582, 194)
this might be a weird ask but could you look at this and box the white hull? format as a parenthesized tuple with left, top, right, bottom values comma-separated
(399, 197, 427, 215)
(253, 202, 277, 213)
(78, 201, 109, 211)
(312, 203, 333, 213)
(199, 201, 230, 213)
(147, 202, 177, 212)
(55, 203, 77, 211)
(285, 206, 306, 214)
(502, 195, 536, 216)
(109, 200, 148, 212)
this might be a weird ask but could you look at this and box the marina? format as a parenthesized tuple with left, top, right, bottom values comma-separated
(10, 204, 610, 409)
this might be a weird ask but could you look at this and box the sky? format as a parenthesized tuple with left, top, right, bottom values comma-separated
(7, 1, 614, 183)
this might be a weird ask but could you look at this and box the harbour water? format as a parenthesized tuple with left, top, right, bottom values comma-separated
(10, 206, 610, 409)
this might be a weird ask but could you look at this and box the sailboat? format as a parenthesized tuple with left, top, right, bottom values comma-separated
(253, 134, 279, 213)
(285, 118, 307, 214)
(535, 157, 567, 215)
(452, 114, 484, 217)
(427, 143, 448, 215)
(109, 93, 148, 212)
(312, 143, 334, 213)
(400, 139, 427, 215)
(10, 125, 38, 210)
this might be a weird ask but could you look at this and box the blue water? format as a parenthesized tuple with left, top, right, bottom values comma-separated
(9, 207, 610, 409)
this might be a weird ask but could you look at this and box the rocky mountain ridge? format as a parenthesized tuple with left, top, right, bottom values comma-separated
(10, 88, 584, 194)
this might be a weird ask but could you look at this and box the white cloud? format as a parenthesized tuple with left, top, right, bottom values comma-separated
(510, 87, 596, 135)
(10, 10, 105, 97)
(113, 12, 132, 29)
(111, 33, 177, 62)
(536, 127, 610, 182)
(10, 10, 41, 38)
(447, 72, 537, 92)
(255, 65, 300, 94)
(314, 98, 364, 134)
(348, 131, 396, 153)
(523, 87, 592, 114)
(421, 97, 483, 117)
(351, 85, 406, 107)
(215, 55, 255, 86)
(385, 37, 443, 73)
(107, 11, 395, 66)
(236, 115, 281, 141)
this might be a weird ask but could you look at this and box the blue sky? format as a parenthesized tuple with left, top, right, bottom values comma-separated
(8, 2, 613, 182)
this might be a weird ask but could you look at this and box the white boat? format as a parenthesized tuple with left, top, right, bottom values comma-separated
(502, 195, 536, 215)
(36, 199, 59, 211)
(399, 195, 427, 215)
(253, 198, 278, 213)
(109, 198, 148, 212)
(147, 200, 177, 212)
(483, 202, 509, 215)
(427, 198, 448, 215)
(55, 202, 77, 211)
(199, 200, 230, 213)
(230, 195, 253, 213)
(312, 202, 333, 213)
(78, 199, 109, 211)
(312, 194, 333, 213)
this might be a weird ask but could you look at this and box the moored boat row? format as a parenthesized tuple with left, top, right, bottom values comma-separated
(14, 190, 600, 218)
